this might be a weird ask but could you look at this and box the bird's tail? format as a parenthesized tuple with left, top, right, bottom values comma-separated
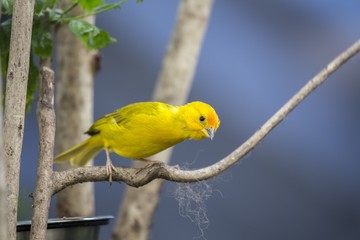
(54, 138, 103, 166)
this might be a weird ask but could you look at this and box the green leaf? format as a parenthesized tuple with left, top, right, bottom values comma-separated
(69, 19, 99, 36)
(60, 0, 127, 23)
(34, 0, 58, 16)
(31, 18, 54, 58)
(68, 20, 116, 49)
(46, 8, 63, 23)
(78, 0, 104, 11)
(1, 0, 14, 15)
(136, 0, 144, 3)
(89, 29, 116, 49)
(93, 2, 125, 13)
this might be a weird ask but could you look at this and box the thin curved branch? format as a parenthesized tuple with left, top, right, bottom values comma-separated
(52, 39, 360, 195)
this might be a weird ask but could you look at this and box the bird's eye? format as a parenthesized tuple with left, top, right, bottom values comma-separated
(199, 116, 206, 122)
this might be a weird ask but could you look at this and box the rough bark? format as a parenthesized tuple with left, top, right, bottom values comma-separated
(0, 3, 9, 239)
(0, 99, 7, 239)
(55, 2, 97, 217)
(3, 0, 35, 239)
(51, 39, 360, 193)
(30, 60, 55, 240)
(0, 62, 8, 240)
(112, 0, 214, 239)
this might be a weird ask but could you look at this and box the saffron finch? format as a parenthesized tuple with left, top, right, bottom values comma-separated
(54, 101, 220, 181)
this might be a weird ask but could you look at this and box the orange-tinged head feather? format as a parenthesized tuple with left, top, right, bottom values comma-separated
(179, 101, 220, 140)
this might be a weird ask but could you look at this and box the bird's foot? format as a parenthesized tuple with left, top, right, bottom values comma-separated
(105, 149, 117, 185)
(106, 161, 117, 184)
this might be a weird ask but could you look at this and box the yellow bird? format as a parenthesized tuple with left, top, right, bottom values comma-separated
(54, 101, 220, 181)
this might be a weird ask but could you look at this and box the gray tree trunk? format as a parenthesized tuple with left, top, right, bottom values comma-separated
(30, 59, 56, 240)
(0, 3, 9, 239)
(55, 2, 97, 217)
(3, 0, 35, 239)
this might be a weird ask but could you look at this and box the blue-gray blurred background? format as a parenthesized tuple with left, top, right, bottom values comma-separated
(19, 0, 360, 239)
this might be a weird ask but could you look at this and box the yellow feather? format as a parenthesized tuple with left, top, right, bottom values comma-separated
(54, 101, 220, 166)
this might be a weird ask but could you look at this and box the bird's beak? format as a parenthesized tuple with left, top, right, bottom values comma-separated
(205, 127, 215, 140)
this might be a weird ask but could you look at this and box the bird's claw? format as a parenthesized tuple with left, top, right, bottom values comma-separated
(106, 163, 117, 185)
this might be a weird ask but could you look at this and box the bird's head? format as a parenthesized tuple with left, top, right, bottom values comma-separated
(180, 101, 220, 140)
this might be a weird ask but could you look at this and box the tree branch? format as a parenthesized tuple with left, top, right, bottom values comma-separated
(4, 0, 35, 239)
(30, 60, 56, 240)
(53, 39, 360, 195)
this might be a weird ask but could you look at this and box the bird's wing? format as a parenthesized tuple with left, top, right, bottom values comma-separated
(85, 102, 172, 135)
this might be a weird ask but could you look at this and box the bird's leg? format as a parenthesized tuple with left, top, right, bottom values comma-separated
(105, 149, 117, 183)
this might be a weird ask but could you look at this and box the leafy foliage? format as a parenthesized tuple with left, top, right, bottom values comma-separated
(69, 20, 116, 49)
(31, 18, 53, 58)
(34, 0, 58, 16)
(1, 0, 14, 15)
(78, 0, 104, 11)
(0, 0, 135, 111)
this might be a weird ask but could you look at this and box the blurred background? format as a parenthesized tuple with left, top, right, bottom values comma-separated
(19, 0, 360, 239)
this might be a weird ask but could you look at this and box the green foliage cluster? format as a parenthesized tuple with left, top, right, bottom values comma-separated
(0, 0, 138, 111)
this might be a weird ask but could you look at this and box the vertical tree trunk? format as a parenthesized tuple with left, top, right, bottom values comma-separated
(0, 98, 7, 240)
(30, 59, 55, 240)
(112, 0, 214, 239)
(55, 2, 97, 217)
(4, 0, 35, 239)
(0, 3, 9, 239)
(0, 61, 8, 240)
